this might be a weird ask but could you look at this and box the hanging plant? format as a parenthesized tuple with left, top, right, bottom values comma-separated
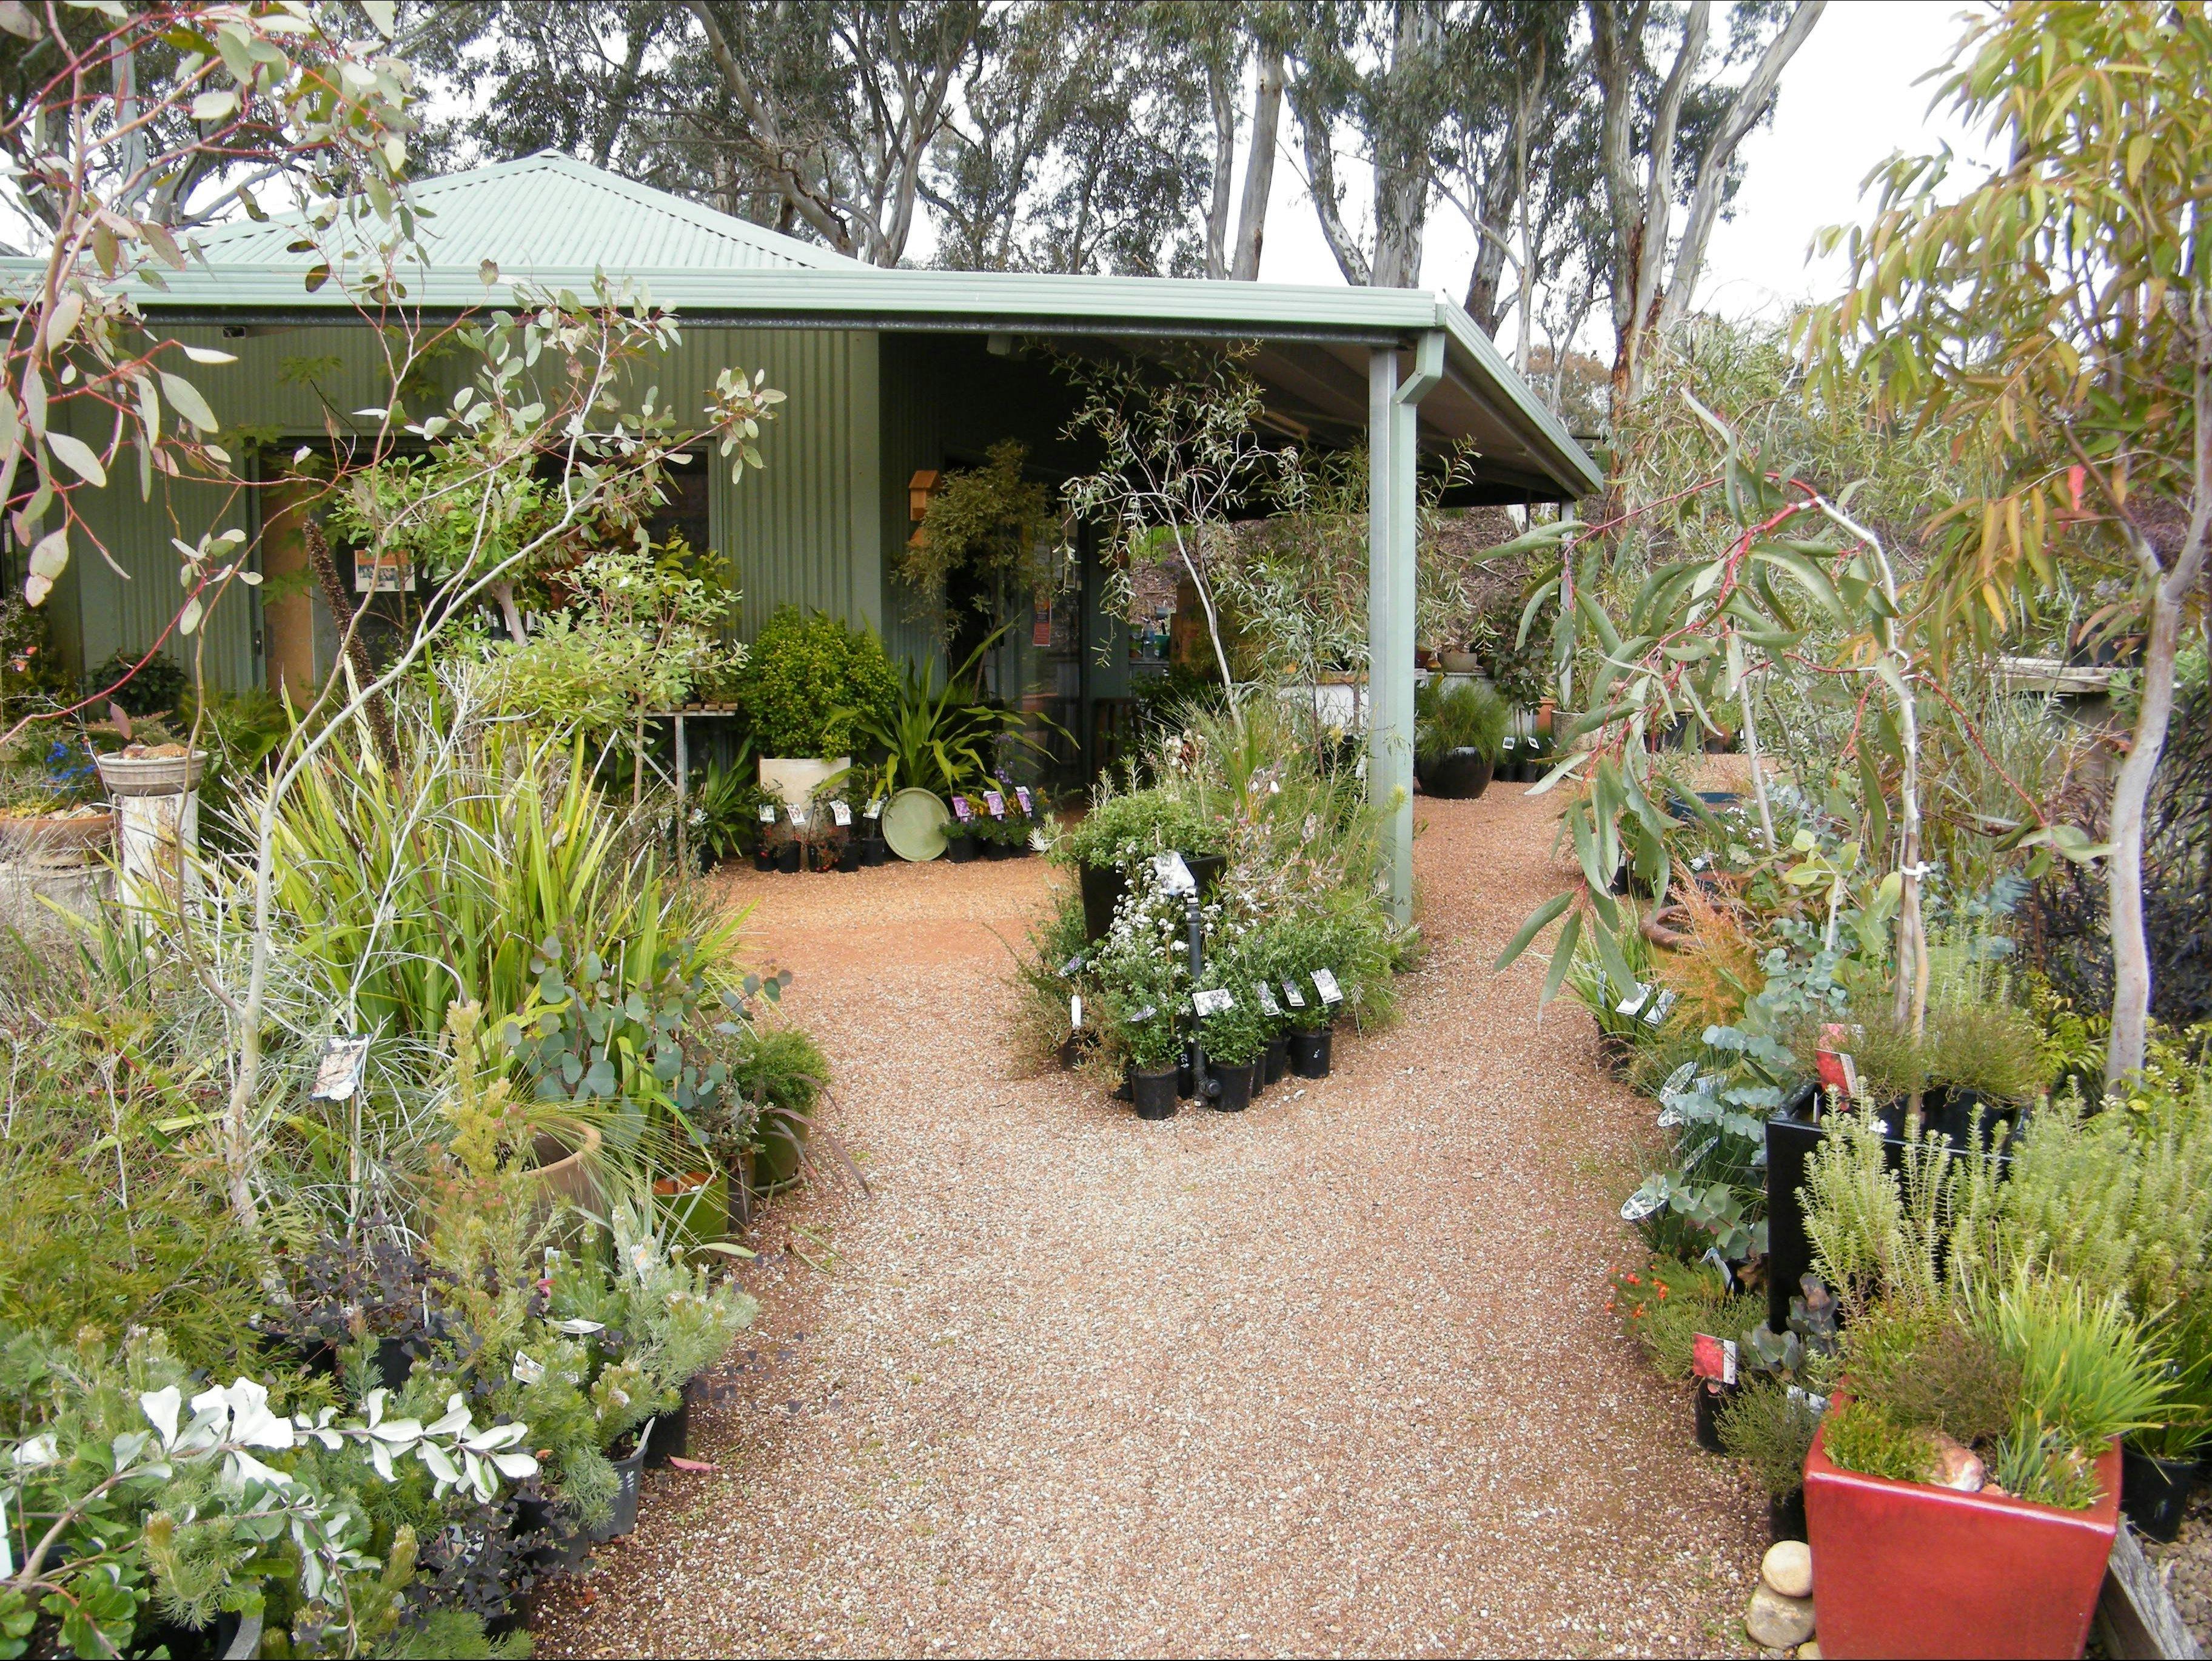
(899, 440, 1061, 637)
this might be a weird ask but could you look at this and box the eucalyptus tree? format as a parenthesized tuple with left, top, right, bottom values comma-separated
(1804, 0, 2212, 1088)
(1587, 0, 1824, 415)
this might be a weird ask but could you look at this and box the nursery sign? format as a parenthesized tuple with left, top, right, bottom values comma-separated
(1690, 1333, 1738, 1385)
(1311, 968, 1343, 1007)
(309, 1035, 370, 1102)
(1193, 988, 1235, 1016)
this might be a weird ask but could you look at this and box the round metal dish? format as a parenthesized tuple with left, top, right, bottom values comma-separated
(882, 788, 951, 862)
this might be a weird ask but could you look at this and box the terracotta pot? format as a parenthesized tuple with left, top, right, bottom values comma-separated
(528, 1126, 603, 1216)
(1803, 1413, 2119, 1659)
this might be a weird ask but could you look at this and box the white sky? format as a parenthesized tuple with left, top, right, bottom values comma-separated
(1256, 0, 1994, 334)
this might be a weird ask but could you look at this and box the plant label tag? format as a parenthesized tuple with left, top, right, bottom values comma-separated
(831, 799, 852, 827)
(309, 1034, 370, 1102)
(1070, 995, 1082, 1032)
(1701, 1246, 1735, 1289)
(758, 802, 777, 823)
(1128, 1003, 1157, 1024)
(1256, 982, 1281, 1018)
(789, 805, 809, 829)
(1153, 851, 1196, 895)
(1312, 968, 1343, 1007)
(1690, 852, 1711, 871)
(1615, 981, 1652, 1018)
(1193, 988, 1234, 1016)
(1643, 988, 1678, 1028)
(865, 799, 882, 819)
(984, 790, 1005, 818)
(0, 1491, 10, 1579)
(1501, 734, 1518, 751)
(511, 1351, 545, 1385)
(1690, 1333, 1737, 1385)
(1059, 954, 1086, 979)
(551, 1318, 605, 1336)
(1788, 1384, 1831, 1416)
(951, 795, 973, 822)
(1282, 979, 1307, 1010)
(1014, 785, 1034, 816)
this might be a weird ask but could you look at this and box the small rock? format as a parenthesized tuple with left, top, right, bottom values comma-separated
(1798, 1643, 1822, 1659)
(1746, 1585, 1816, 1649)
(1761, 1539, 1813, 1600)
(1931, 1432, 1986, 1491)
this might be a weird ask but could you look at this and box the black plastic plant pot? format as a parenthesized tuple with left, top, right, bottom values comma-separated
(835, 842, 860, 873)
(1693, 1378, 1734, 1452)
(372, 1336, 413, 1392)
(1263, 1035, 1290, 1087)
(514, 1494, 592, 1577)
(1177, 1049, 1196, 1099)
(1765, 1083, 2019, 1338)
(858, 836, 888, 868)
(1079, 863, 1127, 942)
(752, 848, 777, 872)
(132, 1613, 241, 1661)
(1768, 1488, 1808, 1545)
(944, 833, 978, 863)
(1130, 1065, 1178, 1120)
(1212, 1061, 1256, 1112)
(1289, 1027, 1333, 1079)
(1424, 749, 1494, 800)
(1185, 851, 1227, 896)
(776, 842, 803, 873)
(2122, 1447, 2198, 1543)
(591, 1424, 653, 1542)
(643, 1389, 691, 1469)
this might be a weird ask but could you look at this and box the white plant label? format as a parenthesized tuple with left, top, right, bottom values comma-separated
(1282, 979, 1307, 1010)
(1128, 1003, 1157, 1024)
(1059, 954, 1086, 979)
(984, 790, 1006, 818)
(831, 799, 852, 827)
(1256, 982, 1281, 1018)
(1788, 1384, 1831, 1416)
(511, 1351, 545, 1385)
(309, 1034, 370, 1102)
(757, 803, 777, 823)
(1643, 987, 1678, 1027)
(1701, 1246, 1735, 1289)
(1193, 988, 1235, 1017)
(1312, 968, 1343, 1007)
(864, 799, 882, 820)
(1070, 995, 1083, 1031)
(789, 806, 809, 829)
(0, 1491, 12, 1578)
(1153, 850, 1196, 895)
(1615, 982, 1652, 1018)
(1014, 785, 1034, 815)
(1501, 735, 1518, 751)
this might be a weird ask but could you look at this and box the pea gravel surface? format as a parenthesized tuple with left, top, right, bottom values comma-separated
(534, 785, 1765, 1658)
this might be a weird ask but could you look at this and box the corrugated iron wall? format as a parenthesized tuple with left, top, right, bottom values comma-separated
(45, 320, 881, 690)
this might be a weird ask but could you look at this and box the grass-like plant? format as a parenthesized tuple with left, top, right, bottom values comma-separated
(1718, 1378, 1827, 1499)
(1413, 677, 1508, 768)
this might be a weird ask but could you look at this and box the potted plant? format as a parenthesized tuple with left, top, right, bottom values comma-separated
(943, 794, 982, 862)
(1717, 1378, 1824, 1544)
(731, 607, 897, 808)
(1107, 992, 1181, 1121)
(1794, 1111, 2171, 1660)
(1196, 985, 1267, 1112)
(1059, 788, 1232, 942)
(1413, 677, 1507, 800)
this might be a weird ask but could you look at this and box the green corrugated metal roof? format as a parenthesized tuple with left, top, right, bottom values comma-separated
(33, 155, 1600, 497)
(189, 150, 860, 273)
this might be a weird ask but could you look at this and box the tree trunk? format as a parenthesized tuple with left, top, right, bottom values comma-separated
(302, 520, 403, 777)
(1229, 44, 1282, 281)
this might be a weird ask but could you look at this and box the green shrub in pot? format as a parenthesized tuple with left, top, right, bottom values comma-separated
(1196, 982, 1269, 1066)
(1061, 787, 1231, 871)
(731, 607, 898, 761)
(1414, 678, 1507, 770)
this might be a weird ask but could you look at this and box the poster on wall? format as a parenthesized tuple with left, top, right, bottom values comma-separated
(355, 548, 414, 594)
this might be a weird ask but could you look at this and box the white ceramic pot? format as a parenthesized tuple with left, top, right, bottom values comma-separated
(759, 755, 850, 810)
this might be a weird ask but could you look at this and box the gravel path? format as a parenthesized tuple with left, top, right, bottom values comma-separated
(536, 785, 1765, 1658)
